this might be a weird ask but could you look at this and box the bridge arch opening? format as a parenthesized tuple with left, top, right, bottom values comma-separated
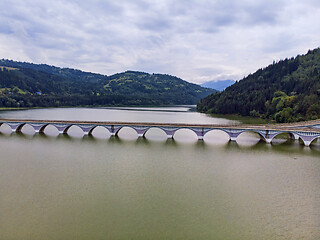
(203, 129, 230, 144)
(64, 125, 84, 138)
(116, 127, 139, 140)
(90, 126, 111, 139)
(271, 132, 295, 145)
(0, 123, 13, 135)
(236, 131, 265, 146)
(144, 127, 167, 141)
(173, 128, 198, 143)
(40, 124, 59, 137)
(16, 123, 35, 135)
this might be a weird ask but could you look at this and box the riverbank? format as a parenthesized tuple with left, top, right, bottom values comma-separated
(207, 113, 271, 124)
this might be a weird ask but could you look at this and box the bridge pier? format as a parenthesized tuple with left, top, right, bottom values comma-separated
(105, 125, 122, 137)
(78, 125, 95, 136)
(303, 141, 311, 147)
(134, 128, 148, 138)
(298, 134, 318, 147)
(292, 133, 300, 140)
(265, 138, 272, 144)
(34, 129, 41, 134)
(190, 128, 208, 141)
(55, 125, 71, 135)
(230, 136, 237, 141)
(162, 129, 176, 139)
(30, 124, 47, 134)
(6, 123, 22, 133)
(227, 130, 242, 142)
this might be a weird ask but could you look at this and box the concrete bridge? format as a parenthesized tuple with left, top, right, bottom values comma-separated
(0, 119, 320, 147)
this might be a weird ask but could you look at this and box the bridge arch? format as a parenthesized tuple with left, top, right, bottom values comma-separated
(0, 122, 13, 134)
(38, 124, 61, 136)
(115, 126, 143, 139)
(89, 126, 111, 138)
(204, 128, 234, 138)
(143, 127, 168, 139)
(236, 130, 267, 142)
(310, 136, 320, 146)
(63, 125, 85, 137)
(172, 128, 198, 141)
(203, 129, 230, 143)
(269, 131, 296, 143)
(16, 123, 36, 134)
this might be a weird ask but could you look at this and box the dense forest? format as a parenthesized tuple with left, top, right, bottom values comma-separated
(197, 48, 320, 122)
(0, 60, 214, 107)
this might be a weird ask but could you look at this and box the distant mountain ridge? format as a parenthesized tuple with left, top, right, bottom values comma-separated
(197, 48, 320, 122)
(0, 59, 215, 107)
(200, 80, 235, 91)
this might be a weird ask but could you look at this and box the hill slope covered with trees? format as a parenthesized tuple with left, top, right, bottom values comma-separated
(0, 59, 214, 107)
(197, 48, 320, 122)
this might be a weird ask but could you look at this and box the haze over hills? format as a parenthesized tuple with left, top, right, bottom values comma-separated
(200, 80, 235, 91)
(0, 59, 215, 107)
(197, 48, 320, 122)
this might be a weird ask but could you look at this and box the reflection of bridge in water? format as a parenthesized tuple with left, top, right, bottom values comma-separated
(0, 119, 320, 147)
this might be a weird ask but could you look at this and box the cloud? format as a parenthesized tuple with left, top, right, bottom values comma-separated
(0, 0, 320, 83)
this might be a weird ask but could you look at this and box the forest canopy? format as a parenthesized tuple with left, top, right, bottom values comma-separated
(197, 48, 320, 122)
(0, 60, 215, 108)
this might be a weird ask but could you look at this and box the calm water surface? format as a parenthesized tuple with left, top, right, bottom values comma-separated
(0, 107, 319, 240)
(0, 106, 239, 124)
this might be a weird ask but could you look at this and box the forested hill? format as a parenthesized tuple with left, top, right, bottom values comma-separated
(0, 59, 215, 107)
(102, 71, 215, 102)
(197, 48, 320, 122)
(0, 59, 107, 83)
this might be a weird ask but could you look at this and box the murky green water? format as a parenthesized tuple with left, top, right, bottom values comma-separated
(0, 107, 319, 240)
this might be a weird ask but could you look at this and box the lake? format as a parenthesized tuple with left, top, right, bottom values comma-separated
(0, 107, 319, 240)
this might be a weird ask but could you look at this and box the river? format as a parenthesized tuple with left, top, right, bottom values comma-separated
(0, 107, 319, 240)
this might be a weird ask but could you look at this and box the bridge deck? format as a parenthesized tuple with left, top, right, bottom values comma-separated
(0, 118, 319, 133)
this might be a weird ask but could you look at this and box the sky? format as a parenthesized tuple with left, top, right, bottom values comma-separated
(0, 0, 320, 84)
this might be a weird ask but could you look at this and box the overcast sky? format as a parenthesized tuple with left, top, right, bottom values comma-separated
(1, 0, 320, 83)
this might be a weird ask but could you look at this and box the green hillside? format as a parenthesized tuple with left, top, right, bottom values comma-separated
(197, 48, 320, 122)
(0, 60, 214, 107)
(0, 59, 107, 84)
(103, 71, 214, 104)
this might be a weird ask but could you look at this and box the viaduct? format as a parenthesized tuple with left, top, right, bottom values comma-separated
(0, 119, 320, 146)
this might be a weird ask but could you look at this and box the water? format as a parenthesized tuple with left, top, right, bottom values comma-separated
(0, 107, 319, 240)
(0, 106, 238, 124)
